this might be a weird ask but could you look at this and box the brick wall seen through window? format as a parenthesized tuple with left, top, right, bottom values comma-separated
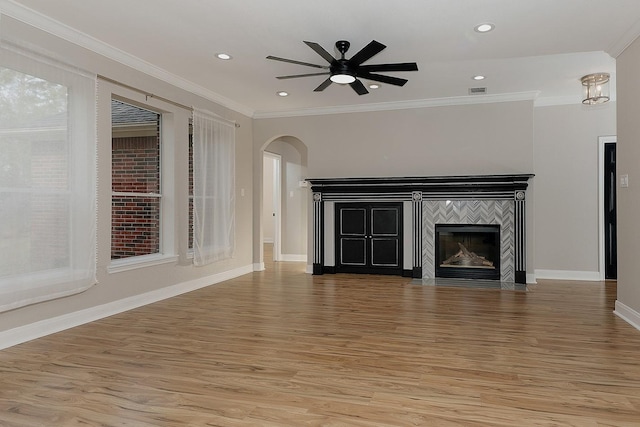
(111, 100, 161, 260)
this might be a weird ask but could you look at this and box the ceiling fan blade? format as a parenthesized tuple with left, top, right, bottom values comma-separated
(266, 55, 328, 69)
(349, 40, 386, 65)
(350, 79, 369, 95)
(277, 72, 330, 80)
(304, 41, 336, 64)
(314, 78, 333, 92)
(358, 72, 408, 87)
(359, 62, 418, 72)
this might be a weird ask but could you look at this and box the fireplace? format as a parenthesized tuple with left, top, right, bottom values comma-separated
(435, 224, 501, 280)
(307, 174, 532, 283)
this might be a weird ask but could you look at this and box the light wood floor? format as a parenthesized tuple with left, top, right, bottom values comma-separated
(1, 247, 639, 426)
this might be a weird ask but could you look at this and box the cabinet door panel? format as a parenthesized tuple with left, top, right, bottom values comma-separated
(371, 238, 399, 266)
(341, 238, 367, 265)
(335, 203, 403, 275)
(371, 208, 398, 236)
(341, 208, 366, 235)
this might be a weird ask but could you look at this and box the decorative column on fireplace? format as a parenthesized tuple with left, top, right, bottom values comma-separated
(307, 174, 533, 284)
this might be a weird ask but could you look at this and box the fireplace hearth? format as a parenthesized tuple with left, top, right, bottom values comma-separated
(435, 224, 500, 280)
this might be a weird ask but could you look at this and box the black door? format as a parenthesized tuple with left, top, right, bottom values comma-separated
(336, 203, 403, 275)
(604, 142, 617, 279)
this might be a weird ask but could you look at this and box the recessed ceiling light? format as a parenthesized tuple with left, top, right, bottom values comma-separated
(216, 53, 232, 60)
(473, 75, 485, 81)
(277, 91, 289, 97)
(369, 84, 380, 89)
(474, 23, 495, 33)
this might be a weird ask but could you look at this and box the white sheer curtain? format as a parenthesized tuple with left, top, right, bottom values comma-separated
(192, 108, 235, 266)
(0, 41, 97, 312)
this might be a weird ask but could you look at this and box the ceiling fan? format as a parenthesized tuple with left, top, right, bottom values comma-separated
(266, 40, 418, 95)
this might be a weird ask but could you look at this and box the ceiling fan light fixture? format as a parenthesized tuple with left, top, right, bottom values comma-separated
(474, 23, 495, 33)
(330, 73, 356, 84)
(267, 39, 418, 95)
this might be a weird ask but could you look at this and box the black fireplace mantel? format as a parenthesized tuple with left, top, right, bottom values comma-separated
(307, 174, 533, 196)
(307, 174, 533, 283)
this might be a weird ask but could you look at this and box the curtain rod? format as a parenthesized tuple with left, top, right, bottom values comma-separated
(97, 74, 240, 128)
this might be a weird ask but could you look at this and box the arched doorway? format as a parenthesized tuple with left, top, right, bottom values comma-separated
(259, 136, 309, 269)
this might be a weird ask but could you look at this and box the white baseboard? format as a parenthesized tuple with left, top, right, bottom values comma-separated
(0, 264, 254, 350)
(253, 262, 265, 271)
(526, 273, 537, 284)
(534, 269, 601, 281)
(280, 254, 307, 262)
(614, 300, 640, 332)
(306, 265, 313, 274)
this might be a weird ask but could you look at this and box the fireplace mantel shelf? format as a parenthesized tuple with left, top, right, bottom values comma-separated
(307, 174, 534, 195)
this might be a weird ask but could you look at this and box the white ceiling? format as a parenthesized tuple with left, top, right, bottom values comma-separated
(4, 0, 640, 117)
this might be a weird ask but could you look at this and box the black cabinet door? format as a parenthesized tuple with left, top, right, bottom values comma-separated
(336, 203, 403, 275)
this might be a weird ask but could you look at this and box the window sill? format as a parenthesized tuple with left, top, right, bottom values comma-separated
(108, 254, 179, 274)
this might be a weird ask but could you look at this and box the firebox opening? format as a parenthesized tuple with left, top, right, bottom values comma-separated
(435, 224, 501, 280)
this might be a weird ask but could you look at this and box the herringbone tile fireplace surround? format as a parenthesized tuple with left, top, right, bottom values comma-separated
(422, 200, 515, 282)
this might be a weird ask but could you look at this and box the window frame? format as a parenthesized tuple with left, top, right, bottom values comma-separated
(107, 93, 177, 273)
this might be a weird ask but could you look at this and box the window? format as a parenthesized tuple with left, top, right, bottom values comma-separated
(111, 99, 161, 260)
(191, 108, 235, 266)
(0, 42, 96, 312)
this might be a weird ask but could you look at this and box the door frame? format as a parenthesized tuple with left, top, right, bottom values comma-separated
(263, 152, 282, 262)
(598, 135, 616, 280)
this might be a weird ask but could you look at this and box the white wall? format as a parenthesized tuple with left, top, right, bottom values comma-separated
(533, 103, 616, 279)
(255, 101, 535, 178)
(254, 99, 618, 281)
(615, 35, 640, 329)
(254, 101, 536, 272)
(0, 15, 254, 341)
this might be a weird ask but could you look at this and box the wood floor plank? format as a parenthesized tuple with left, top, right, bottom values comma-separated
(1, 248, 640, 425)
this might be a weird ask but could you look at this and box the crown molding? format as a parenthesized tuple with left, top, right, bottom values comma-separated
(534, 95, 617, 108)
(0, 0, 255, 117)
(534, 95, 580, 107)
(253, 91, 540, 119)
(607, 17, 640, 58)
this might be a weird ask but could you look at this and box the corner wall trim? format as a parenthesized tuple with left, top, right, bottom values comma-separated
(0, 264, 254, 350)
(534, 269, 601, 281)
(614, 300, 640, 332)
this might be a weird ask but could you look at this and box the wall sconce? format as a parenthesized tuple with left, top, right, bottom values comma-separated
(581, 73, 610, 105)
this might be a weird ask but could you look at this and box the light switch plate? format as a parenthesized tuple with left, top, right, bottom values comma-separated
(621, 174, 629, 188)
